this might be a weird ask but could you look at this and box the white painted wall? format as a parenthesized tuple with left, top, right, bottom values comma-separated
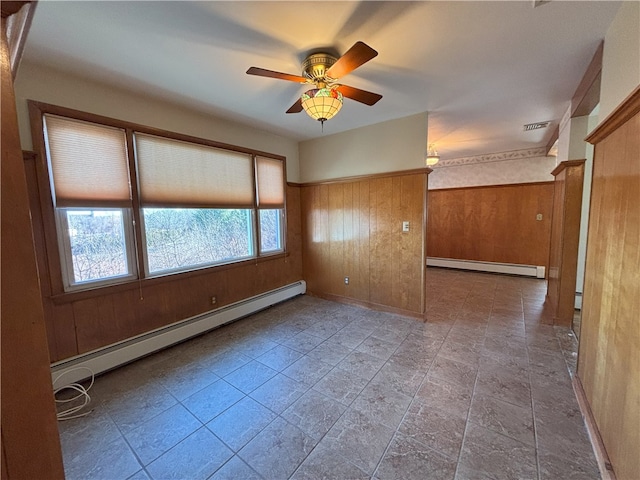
(558, 113, 592, 163)
(298, 113, 428, 183)
(599, 1, 640, 121)
(14, 61, 301, 182)
(556, 106, 572, 163)
(428, 155, 556, 190)
(568, 116, 593, 160)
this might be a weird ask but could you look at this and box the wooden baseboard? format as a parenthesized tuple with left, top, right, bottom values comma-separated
(305, 291, 426, 320)
(572, 375, 616, 480)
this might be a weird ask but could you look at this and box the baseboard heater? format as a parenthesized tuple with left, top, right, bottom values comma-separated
(51, 281, 306, 387)
(427, 257, 545, 279)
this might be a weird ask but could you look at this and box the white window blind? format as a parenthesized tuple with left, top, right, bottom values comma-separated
(135, 133, 254, 208)
(43, 115, 131, 207)
(256, 156, 285, 208)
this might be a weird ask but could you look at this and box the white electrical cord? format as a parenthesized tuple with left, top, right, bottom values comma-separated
(53, 367, 95, 421)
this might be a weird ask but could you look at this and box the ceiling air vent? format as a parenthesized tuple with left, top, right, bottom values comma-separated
(523, 121, 550, 131)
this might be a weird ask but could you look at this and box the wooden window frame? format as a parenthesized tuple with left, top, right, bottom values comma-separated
(56, 207, 139, 291)
(28, 100, 288, 298)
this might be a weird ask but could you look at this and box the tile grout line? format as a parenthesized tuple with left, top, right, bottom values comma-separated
(452, 280, 495, 480)
(60, 274, 595, 480)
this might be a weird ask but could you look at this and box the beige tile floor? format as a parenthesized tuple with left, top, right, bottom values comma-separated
(57, 268, 599, 480)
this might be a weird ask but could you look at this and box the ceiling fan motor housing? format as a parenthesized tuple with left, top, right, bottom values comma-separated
(302, 53, 338, 82)
(246, 41, 382, 117)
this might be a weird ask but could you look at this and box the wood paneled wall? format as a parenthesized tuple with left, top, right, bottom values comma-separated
(546, 160, 585, 327)
(427, 182, 554, 268)
(300, 170, 428, 316)
(23, 170, 303, 362)
(1, 14, 65, 478)
(579, 86, 640, 480)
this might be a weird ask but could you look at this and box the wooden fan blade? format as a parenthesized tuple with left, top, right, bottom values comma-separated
(326, 41, 378, 79)
(246, 67, 308, 83)
(335, 85, 382, 106)
(286, 98, 303, 114)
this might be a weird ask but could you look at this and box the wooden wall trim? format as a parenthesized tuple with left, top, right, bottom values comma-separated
(22, 152, 65, 358)
(22, 149, 36, 161)
(551, 158, 586, 177)
(25, 108, 67, 294)
(429, 180, 553, 193)
(2, 439, 8, 480)
(421, 172, 428, 314)
(573, 376, 616, 480)
(1, 15, 65, 478)
(578, 88, 639, 480)
(295, 167, 432, 187)
(546, 160, 585, 326)
(48, 252, 291, 305)
(586, 85, 640, 145)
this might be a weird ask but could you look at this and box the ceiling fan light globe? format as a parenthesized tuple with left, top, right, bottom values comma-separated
(426, 155, 440, 166)
(301, 88, 343, 122)
(426, 144, 440, 166)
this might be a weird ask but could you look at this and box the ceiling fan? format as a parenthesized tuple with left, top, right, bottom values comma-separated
(246, 41, 383, 126)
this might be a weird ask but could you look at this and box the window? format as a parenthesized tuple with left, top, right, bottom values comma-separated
(59, 208, 135, 285)
(39, 106, 286, 292)
(259, 209, 283, 253)
(135, 133, 261, 275)
(142, 208, 254, 274)
(256, 156, 285, 255)
(43, 114, 136, 290)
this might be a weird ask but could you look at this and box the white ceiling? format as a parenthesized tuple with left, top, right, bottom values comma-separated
(22, 1, 619, 160)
